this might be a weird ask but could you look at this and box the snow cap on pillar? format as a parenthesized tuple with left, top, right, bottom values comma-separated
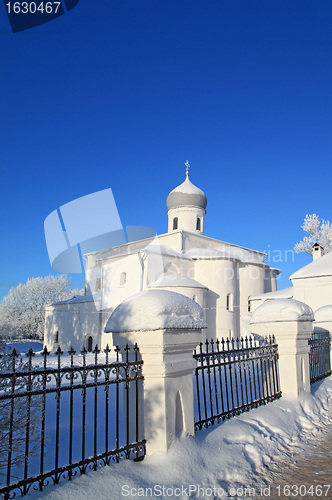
(315, 305, 332, 322)
(104, 289, 207, 333)
(250, 298, 314, 324)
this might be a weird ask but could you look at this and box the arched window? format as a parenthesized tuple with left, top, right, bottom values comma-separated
(120, 272, 127, 286)
(196, 217, 201, 231)
(173, 217, 178, 230)
(193, 295, 197, 302)
(226, 293, 233, 311)
(54, 331, 59, 344)
(87, 336, 93, 352)
(248, 299, 251, 313)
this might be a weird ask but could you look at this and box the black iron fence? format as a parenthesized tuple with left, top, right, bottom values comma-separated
(309, 330, 332, 384)
(0, 344, 145, 499)
(193, 336, 281, 431)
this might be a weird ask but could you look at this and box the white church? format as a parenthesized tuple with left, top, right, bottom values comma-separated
(44, 164, 284, 351)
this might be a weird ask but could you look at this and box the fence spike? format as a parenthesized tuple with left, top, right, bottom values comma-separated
(0, 339, 146, 496)
(10, 347, 19, 358)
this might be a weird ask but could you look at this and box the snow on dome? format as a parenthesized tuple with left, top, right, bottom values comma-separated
(166, 174, 207, 211)
(315, 305, 332, 322)
(104, 289, 207, 333)
(250, 299, 314, 324)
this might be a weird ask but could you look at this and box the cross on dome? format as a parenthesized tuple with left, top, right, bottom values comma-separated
(166, 162, 207, 212)
(185, 160, 190, 177)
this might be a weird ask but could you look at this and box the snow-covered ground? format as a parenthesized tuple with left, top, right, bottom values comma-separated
(27, 377, 332, 500)
(7, 340, 44, 353)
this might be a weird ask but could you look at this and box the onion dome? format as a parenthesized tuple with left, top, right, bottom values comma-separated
(166, 171, 207, 211)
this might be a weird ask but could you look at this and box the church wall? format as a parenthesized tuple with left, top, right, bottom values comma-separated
(44, 302, 99, 352)
(193, 259, 239, 340)
(248, 297, 265, 314)
(156, 231, 183, 246)
(168, 207, 206, 234)
(292, 276, 332, 312)
(239, 264, 266, 318)
(101, 254, 143, 309)
(150, 286, 206, 317)
(263, 267, 278, 293)
(270, 270, 278, 292)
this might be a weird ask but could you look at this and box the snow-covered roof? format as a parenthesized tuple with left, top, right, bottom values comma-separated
(166, 173, 207, 211)
(105, 289, 207, 333)
(54, 294, 93, 305)
(184, 247, 267, 265)
(250, 298, 314, 323)
(143, 244, 183, 258)
(87, 239, 186, 262)
(290, 252, 332, 280)
(250, 287, 293, 301)
(149, 274, 207, 289)
(85, 230, 271, 268)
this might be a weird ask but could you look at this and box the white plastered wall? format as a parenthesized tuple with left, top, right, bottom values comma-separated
(292, 276, 332, 311)
(168, 207, 206, 234)
(193, 258, 239, 340)
(44, 301, 100, 352)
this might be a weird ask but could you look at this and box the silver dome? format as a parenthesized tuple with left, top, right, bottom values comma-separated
(166, 174, 207, 211)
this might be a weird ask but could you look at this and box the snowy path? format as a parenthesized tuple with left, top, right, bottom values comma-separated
(25, 377, 332, 500)
(255, 422, 332, 498)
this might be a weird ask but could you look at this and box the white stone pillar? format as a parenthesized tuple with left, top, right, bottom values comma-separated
(105, 289, 206, 456)
(250, 299, 314, 398)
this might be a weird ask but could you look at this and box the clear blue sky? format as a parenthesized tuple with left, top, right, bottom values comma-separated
(1, 0, 331, 300)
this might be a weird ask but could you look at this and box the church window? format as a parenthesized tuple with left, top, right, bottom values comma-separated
(226, 293, 233, 311)
(120, 272, 127, 286)
(248, 300, 251, 312)
(54, 331, 59, 344)
(196, 217, 201, 231)
(173, 217, 178, 230)
(193, 295, 197, 302)
(95, 278, 101, 292)
(87, 336, 93, 352)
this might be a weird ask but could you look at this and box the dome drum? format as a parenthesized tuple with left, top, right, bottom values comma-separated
(167, 172, 207, 234)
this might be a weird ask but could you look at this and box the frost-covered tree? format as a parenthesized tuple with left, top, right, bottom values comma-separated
(0, 341, 42, 476)
(0, 275, 83, 340)
(294, 214, 332, 256)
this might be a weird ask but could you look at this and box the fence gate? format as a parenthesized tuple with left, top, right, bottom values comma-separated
(193, 336, 281, 431)
(0, 344, 145, 499)
(309, 330, 332, 383)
